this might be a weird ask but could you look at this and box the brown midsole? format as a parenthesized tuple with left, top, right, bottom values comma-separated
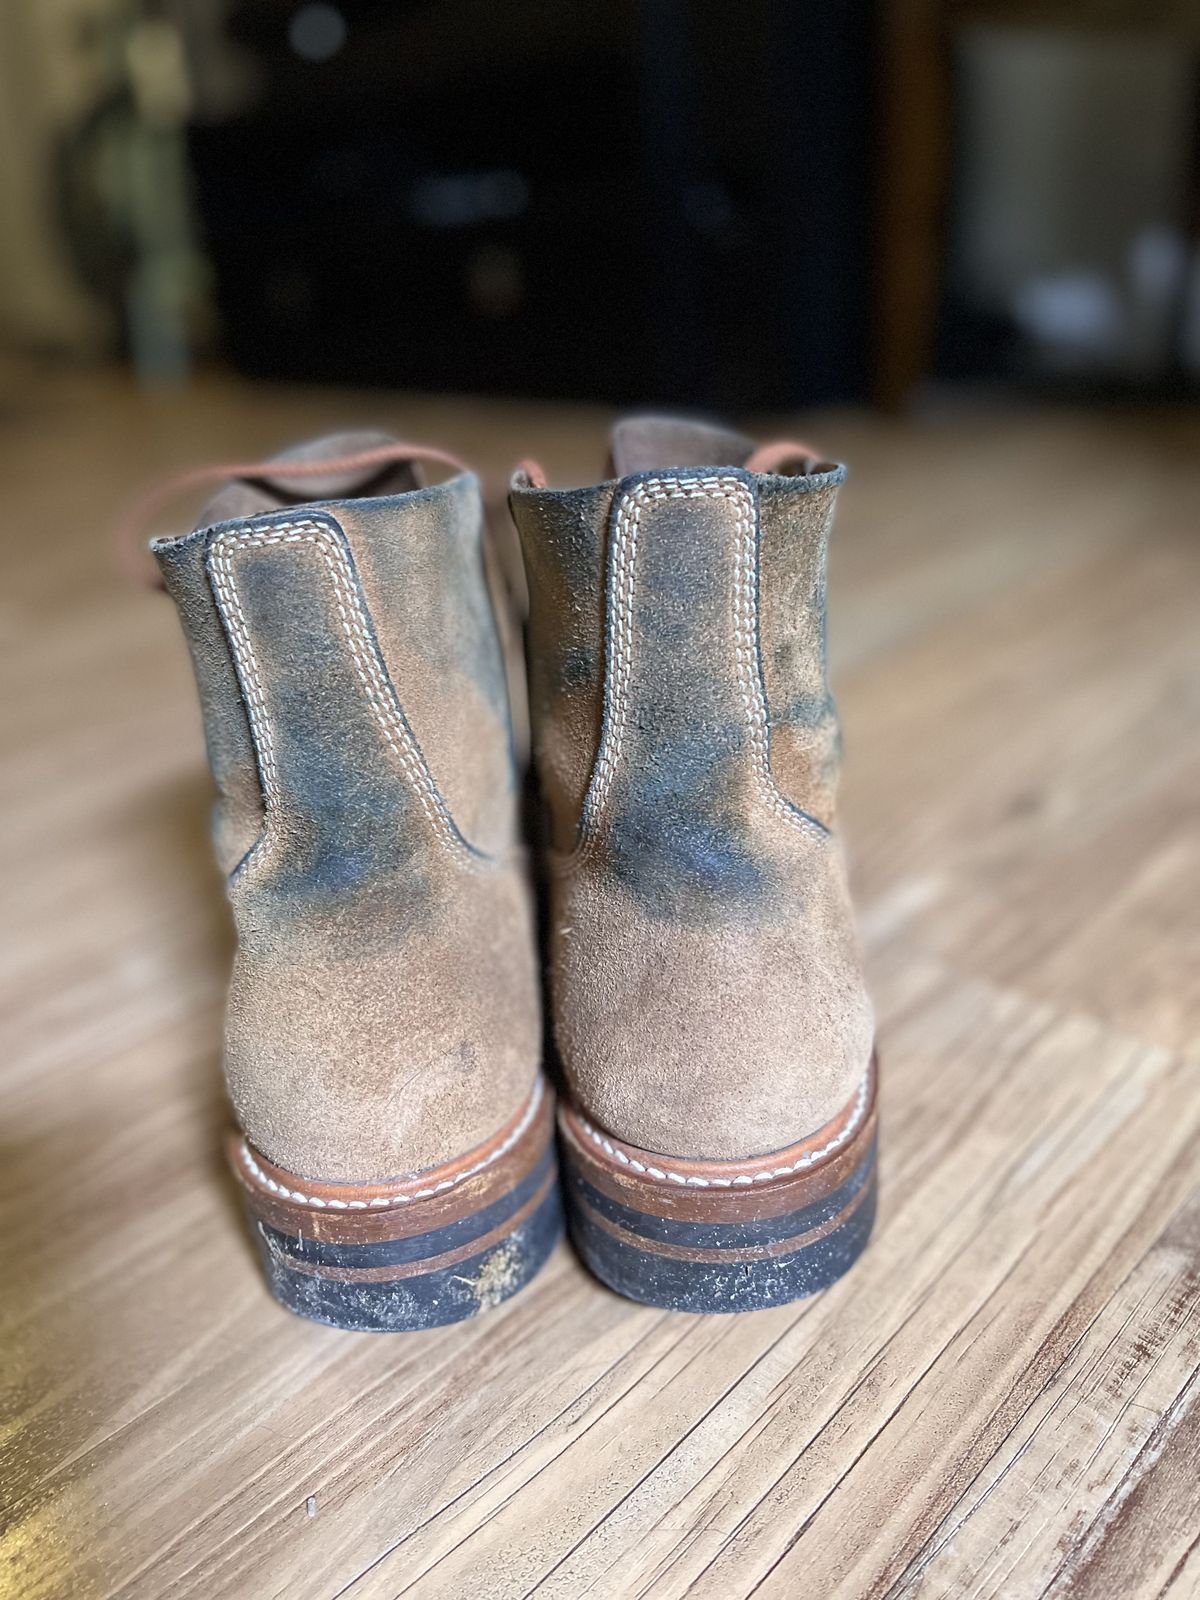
(559, 1059, 877, 1224)
(228, 1076, 554, 1245)
(264, 1166, 559, 1282)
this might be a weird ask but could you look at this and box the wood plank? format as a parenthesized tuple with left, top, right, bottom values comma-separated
(1, 368, 1197, 1599)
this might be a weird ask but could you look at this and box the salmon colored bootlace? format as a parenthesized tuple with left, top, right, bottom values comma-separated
(512, 439, 825, 492)
(743, 439, 824, 474)
(115, 441, 468, 590)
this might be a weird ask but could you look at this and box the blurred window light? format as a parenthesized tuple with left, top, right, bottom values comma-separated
(954, 30, 1192, 381)
(1012, 273, 1123, 362)
(288, 5, 347, 64)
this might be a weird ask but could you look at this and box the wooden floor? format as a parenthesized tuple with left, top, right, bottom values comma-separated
(3, 366, 1199, 1600)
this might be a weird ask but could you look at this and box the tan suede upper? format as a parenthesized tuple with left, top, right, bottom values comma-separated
(155, 438, 540, 1183)
(510, 419, 873, 1161)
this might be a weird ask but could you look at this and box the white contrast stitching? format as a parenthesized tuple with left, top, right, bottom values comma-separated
(207, 517, 481, 871)
(570, 1069, 871, 1187)
(208, 536, 282, 811)
(235, 1077, 544, 1208)
(728, 478, 802, 827)
(570, 474, 819, 863)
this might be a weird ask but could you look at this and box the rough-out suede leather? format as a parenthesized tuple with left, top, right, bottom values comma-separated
(510, 419, 873, 1161)
(154, 437, 539, 1183)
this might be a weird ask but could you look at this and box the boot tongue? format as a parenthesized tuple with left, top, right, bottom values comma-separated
(195, 430, 421, 527)
(609, 416, 754, 478)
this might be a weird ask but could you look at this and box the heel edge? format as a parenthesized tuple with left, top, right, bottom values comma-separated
(230, 1078, 562, 1330)
(560, 1062, 878, 1313)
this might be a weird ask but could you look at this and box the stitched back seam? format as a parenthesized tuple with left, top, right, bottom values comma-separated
(206, 517, 483, 872)
(563, 474, 822, 872)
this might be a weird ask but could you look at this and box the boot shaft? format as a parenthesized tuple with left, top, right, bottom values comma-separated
(511, 427, 845, 882)
(510, 418, 873, 1170)
(155, 462, 517, 887)
(152, 440, 540, 1185)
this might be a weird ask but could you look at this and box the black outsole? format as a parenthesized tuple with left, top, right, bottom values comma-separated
(248, 1173, 564, 1332)
(562, 1137, 878, 1314)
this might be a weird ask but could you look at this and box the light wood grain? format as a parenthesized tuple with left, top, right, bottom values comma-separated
(1, 366, 1198, 1600)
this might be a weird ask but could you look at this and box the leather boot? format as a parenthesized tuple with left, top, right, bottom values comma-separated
(510, 418, 876, 1312)
(153, 434, 559, 1330)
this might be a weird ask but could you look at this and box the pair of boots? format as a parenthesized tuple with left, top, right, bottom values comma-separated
(152, 415, 877, 1331)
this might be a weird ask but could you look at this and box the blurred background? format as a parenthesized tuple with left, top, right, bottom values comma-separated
(3, 0, 1200, 415)
(7, 13, 1200, 1592)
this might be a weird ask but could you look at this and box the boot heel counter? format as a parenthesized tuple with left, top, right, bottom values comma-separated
(526, 465, 871, 1162)
(157, 491, 540, 1184)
